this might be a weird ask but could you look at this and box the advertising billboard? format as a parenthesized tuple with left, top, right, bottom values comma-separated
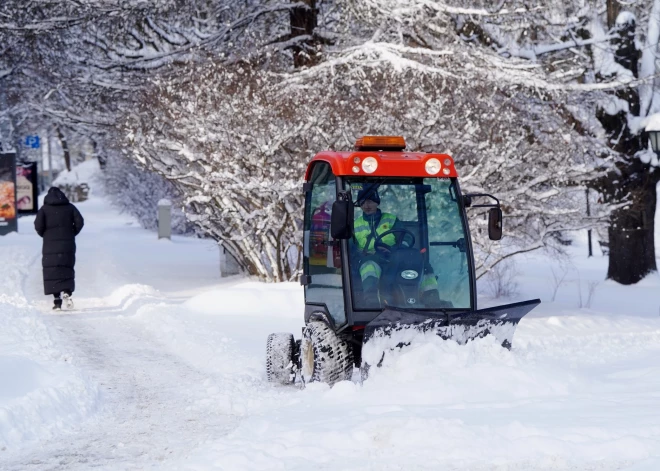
(17, 162, 39, 215)
(0, 152, 17, 235)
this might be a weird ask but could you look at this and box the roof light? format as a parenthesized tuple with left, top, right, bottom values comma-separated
(425, 158, 441, 175)
(355, 135, 406, 151)
(361, 157, 378, 173)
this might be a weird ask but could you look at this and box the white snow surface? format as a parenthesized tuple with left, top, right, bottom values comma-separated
(644, 113, 660, 132)
(2, 187, 660, 469)
(52, 159, 101, 187)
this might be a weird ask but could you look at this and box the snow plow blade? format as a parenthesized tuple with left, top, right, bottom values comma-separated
(361, 299, 540, 370)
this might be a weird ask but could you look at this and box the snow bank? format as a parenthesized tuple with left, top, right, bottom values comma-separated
(0, 239, 99, 450)
(183, 281, 303, 318)
(173, 268, 660, 471)
(179, 328, 660, 471)
(52, 158, 101, 187)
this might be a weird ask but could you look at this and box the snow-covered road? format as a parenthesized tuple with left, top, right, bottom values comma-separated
(2, 186, 660, 470)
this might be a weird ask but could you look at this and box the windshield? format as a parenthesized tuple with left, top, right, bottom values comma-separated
(347, 177, 471, 311)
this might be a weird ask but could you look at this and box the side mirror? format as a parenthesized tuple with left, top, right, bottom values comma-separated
(331, 192, 353, 239)
(488, 207, 503, 241)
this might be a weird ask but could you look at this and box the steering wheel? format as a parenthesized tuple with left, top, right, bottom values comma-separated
(374, 229, 416, 254)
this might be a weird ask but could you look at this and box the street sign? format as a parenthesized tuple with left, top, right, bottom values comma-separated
(24, 135, 40, 149)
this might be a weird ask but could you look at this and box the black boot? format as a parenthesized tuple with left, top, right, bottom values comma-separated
(53, 299, 62, 311)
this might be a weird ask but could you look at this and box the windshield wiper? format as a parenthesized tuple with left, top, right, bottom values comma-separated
(352, 178, 387, 206)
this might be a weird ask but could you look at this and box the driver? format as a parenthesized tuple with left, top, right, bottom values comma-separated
(353, 185, 441, 306)
(353, 187, 394, 304)
(354, 187, 398, 299)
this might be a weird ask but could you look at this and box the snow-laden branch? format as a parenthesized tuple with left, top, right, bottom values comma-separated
(501, 34, 616, 61)
(40, 106, 115, 127)
(89, 2, 311, 70)
(0, 16, 87, 31)
(276, 41, 458, 86)
(359, 0, 542, 20)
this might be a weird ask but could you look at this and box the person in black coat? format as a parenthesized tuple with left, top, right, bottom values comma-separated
(34, 187, 84, 310)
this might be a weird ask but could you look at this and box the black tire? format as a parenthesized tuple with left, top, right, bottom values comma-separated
(266, 332, 295, 384)
(300, 321, 353, 386)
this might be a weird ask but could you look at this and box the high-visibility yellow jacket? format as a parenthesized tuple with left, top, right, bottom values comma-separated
(354, 212, 397, 254)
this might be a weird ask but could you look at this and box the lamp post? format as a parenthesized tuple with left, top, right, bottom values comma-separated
(649, 129, 660, 156)
(646, 113, 660, 156)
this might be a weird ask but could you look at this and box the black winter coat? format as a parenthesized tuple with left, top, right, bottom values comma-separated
(34, 187, 84, 295)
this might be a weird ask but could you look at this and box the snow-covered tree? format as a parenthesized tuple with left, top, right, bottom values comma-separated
(101, 151, 195, 235)
(126, 48, 610, 280)
(352, 0, 659, 284)
(5, 0, 649, 284)
(0, 0, 304, 223)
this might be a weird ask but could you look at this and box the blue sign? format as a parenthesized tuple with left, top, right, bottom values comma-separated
(24, 135, 40, 149)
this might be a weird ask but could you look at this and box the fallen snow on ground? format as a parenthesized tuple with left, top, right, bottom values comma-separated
(0, 241, 100, 450)
(1, 173, 660, 470)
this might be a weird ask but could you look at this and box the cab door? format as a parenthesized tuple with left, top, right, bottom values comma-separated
(302, 162, 347, 326)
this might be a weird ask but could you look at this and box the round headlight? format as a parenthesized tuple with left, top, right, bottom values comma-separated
(362, 157, 378, 174)
(401, 270, 419, 280)
(425, 158, 441, 175)
(442, 167, 451, 175)
(352, 165, 360, 173)
(443, 158, 452, 167)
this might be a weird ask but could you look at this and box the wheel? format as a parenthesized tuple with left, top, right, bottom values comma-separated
(300, 321, 353, 386)
(266, 332, 295, 384)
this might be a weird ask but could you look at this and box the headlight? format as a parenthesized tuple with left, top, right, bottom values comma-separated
(362, 157, 378, 174)
(425, 158, 441, 175)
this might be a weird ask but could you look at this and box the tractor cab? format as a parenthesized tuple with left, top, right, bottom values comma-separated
(346, 177, 469, 311)
(266, 136, 539, 387)
(301, 136, 503, 329)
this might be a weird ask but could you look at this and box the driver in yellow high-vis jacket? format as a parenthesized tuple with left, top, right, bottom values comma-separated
(353, 187, 438, 305)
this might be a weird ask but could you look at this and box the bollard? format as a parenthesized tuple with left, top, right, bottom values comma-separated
(157, 199, 172, 240)
(219, 242, 240, 277)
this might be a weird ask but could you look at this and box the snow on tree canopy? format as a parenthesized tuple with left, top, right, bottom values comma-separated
(616, 12, 636, 26)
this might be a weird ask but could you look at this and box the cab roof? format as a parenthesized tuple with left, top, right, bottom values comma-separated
(304, 136, 458, 181)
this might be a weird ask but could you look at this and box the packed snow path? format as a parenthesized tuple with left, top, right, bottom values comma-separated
(2, 191, 660, 470)
(4, 315, 237, 471)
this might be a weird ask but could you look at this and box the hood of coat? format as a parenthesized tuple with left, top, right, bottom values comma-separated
(44, 187, 70, 206)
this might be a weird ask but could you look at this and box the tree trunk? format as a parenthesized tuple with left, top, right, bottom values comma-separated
(290, 0, 317, 68)
(56, 127, 71, 171)
(606, 0, 620, 30)
(607, 174, 659, 284)
(596, 9, 659, 285)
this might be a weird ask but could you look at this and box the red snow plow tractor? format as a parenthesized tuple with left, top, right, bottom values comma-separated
(266, 136, 540, 386)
